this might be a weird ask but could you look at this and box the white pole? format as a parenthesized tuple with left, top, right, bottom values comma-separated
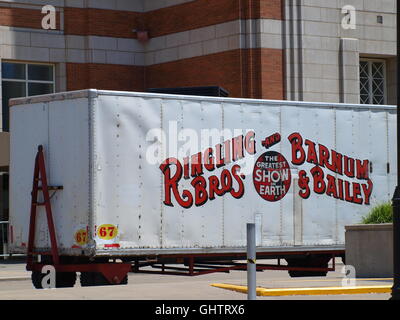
(2, 243, 8, 260)
(247, 223, 256, 300)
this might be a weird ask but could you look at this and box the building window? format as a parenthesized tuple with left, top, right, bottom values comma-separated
(359, 59, 386, 105)
(1, 62, 55, 132)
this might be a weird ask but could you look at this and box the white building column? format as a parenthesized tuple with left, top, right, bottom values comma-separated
(339, 38, 360, 104)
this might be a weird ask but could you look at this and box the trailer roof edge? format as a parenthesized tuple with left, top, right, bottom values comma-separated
(9, 89, 99, 107)
(9, 89, 396, 111)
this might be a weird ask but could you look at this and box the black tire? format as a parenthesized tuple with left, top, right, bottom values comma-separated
(286, 255, 331, 278)
(31, 271, 76, 289)
(80, 272, 104, 287)
(288, 270, 328, 277)
(31, 271, 46, 289)
(56, 272, 77, 288)
(80, 272, 128, 287)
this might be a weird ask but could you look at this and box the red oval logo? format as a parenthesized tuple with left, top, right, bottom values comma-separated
(253, 151, 291, 202)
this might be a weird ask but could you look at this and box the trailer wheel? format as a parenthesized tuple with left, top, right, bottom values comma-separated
(286, 255, 331, 277)
(288, 270, 327, 277)
(56, 272, 77, 288)
(80, 272, 128, 287)
(31, 271, 46, 289)
(31, 271, 76, 289)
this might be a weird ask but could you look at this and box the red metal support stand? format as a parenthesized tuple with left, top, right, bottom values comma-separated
(27, 145, 62, 268)
(26, 145, 131, 286)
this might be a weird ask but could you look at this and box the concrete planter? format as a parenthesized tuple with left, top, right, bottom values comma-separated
(345, 224, 393, 278)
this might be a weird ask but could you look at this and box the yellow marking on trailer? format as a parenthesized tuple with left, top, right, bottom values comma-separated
(211, 283, 392, 296)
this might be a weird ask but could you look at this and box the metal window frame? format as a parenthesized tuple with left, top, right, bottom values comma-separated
(359, 60, 370, 104)
(359, 58, 387, 105)
(1, 61, 56, 97)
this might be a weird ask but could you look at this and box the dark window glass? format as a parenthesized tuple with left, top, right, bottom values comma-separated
(28, 83, 54, 96)
(1, 62, 25, 80)
(2, 63, 54, 131)
(28, 65, 53, 81)
(1, 81, 26, 131)
(360, 60, 386, 105)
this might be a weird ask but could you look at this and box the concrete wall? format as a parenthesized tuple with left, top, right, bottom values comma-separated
(284, 0, 396, 103)
(345, 224, 393, 278)
(386, 56, 397, 105)
(0, 0, 286, 103)
(1, 0, 395, 103)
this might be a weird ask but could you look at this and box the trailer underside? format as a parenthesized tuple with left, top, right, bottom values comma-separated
(25, 247, 345, 288)
(128, 249, 344, 277)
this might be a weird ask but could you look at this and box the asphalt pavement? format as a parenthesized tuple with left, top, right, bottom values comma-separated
(0, 258, 392, 300)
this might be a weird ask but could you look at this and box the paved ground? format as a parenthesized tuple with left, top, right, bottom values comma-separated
(0, 258, 392, 300)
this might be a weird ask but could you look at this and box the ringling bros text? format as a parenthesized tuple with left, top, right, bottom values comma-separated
(159, 131, 256, 208)
(159, 131, 373, 209)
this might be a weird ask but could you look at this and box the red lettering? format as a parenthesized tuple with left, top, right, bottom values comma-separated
(288, 132, 306, 165)
(261, 132, 281, 149)
(344, 180, 353, 202)
(305, 139, 318, 165)
(245, 131, 256, 154)
(203, 148, 215, 172)
(337, 178, 344, 200)
(190, 152, 203, 177)
(183, 156, 190, 179)
(352, 182, 363, 204)
(160, 158, 193, 208)
(215, 143, 225, 168)
(362, 179, 373, 205)
(356, 159, 369, 180)
(232, 135, 244, 161)
(331, 150, 343, 175)
(191, 176, 208, 206)
(208, 175, 223, 200)
(326, 174, 338, 199)
(311, 166, 326, 194)
(344, 156, 355, 178)
(230, 165, 245, 199)
(224, 140, 231, 165)
(220, 169, 233, 193)
(318, 144, 330, 169)
(298, 170, 310, 199)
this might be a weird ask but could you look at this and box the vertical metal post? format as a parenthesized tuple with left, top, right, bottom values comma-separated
(391, 4, 400, 300)
(2, 244, 8, 261)
(247, 223, 256, 300)
(0, 222, 8, 260)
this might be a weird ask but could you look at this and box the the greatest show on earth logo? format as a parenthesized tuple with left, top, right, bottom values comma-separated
(252, 150, 292, 202)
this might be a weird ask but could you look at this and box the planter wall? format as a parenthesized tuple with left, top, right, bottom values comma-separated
(345, 224, 393, 278)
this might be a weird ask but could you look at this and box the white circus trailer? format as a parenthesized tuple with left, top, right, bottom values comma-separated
(8, 89, 396, 287)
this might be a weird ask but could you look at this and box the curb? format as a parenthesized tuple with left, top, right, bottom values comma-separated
(211, 283, 392, 296)
(0, 276, 30, 282)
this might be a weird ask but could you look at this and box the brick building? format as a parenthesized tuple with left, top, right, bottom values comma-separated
(0, 0, 397, 225)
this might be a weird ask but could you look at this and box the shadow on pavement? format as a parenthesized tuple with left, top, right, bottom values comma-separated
(0, 255, 26, 265)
